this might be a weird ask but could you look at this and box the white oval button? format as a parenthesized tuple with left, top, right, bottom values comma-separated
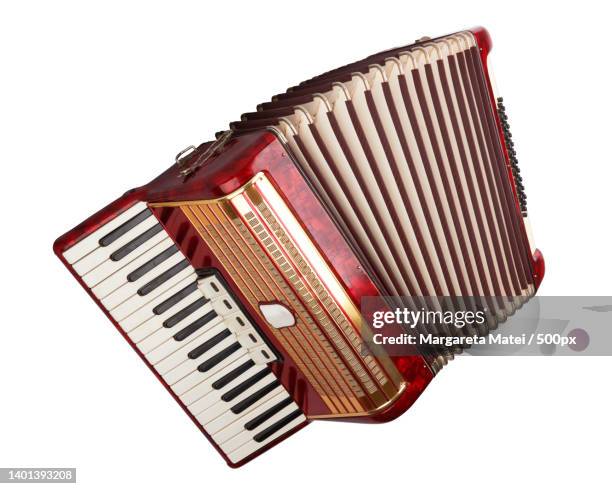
(259, 302, 296, 329)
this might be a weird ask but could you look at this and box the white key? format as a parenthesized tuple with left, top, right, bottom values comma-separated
(128, 288, 208, 344)
(73, 215, 161, 277)
(219, 326, 276, 365)
(148, 317, 229, 370)
(188, 365, 269, 418)
(208, 388, 287, 441)
(248, 345, 277, 365)
(219, 312, 254, 335)
(102, 249, 186, 310)
(235, 327, 269, 351)
(110, 267, 194, 322)
(198, 274, 229, 299)
(91, 237, 173, 300)
(81, 223, 167, 286)
(150, 310, 258, 373)
(208, 294, 241, 316)
(118, 274, 197, 333)
(194, 371, 277, 425)
(62, 202, 147, 264)
(219, 398, 297, 454)
(171, 350, 249, 398)
(136, 300, 215, 354)
(226, 410, 306, 463)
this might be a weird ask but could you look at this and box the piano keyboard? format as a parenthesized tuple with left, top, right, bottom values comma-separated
(62, 202, 307, 464)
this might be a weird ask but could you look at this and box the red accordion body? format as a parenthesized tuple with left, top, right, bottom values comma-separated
(54, 27, 544, 467)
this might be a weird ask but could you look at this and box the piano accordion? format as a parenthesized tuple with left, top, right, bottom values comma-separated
(54, 27, 545, 467)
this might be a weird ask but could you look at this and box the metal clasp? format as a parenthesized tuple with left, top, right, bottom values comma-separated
(175, 145, 197, 168)
(177, 130, 233, 178)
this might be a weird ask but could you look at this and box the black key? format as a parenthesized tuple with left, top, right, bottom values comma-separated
(245, 397, 293, 431)
(212, 360, 255, 390)
(137, 259, 190, 296)
(197, 342, 242, 372)
(230, 380, 280, 415)
(152, 282, 198, 315)
(99, 208, 151, 247)
(128, 246, 178, 282)
(110, 224, 163, 262)
(253, 409, 303, 443)
(188, 329, 232, 359)
(163, 297, 209, 328)
(173, 310, 218, 341)
(221, 369, 270, 402)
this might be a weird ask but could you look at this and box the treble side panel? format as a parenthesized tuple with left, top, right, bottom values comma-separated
(145, 131, 434, 423)
(54, 130, 435, 468)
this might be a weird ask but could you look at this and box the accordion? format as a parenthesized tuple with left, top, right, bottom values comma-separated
(54, 27, 544, 467)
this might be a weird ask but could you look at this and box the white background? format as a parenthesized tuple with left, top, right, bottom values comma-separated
(1, 1, 610, 488)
